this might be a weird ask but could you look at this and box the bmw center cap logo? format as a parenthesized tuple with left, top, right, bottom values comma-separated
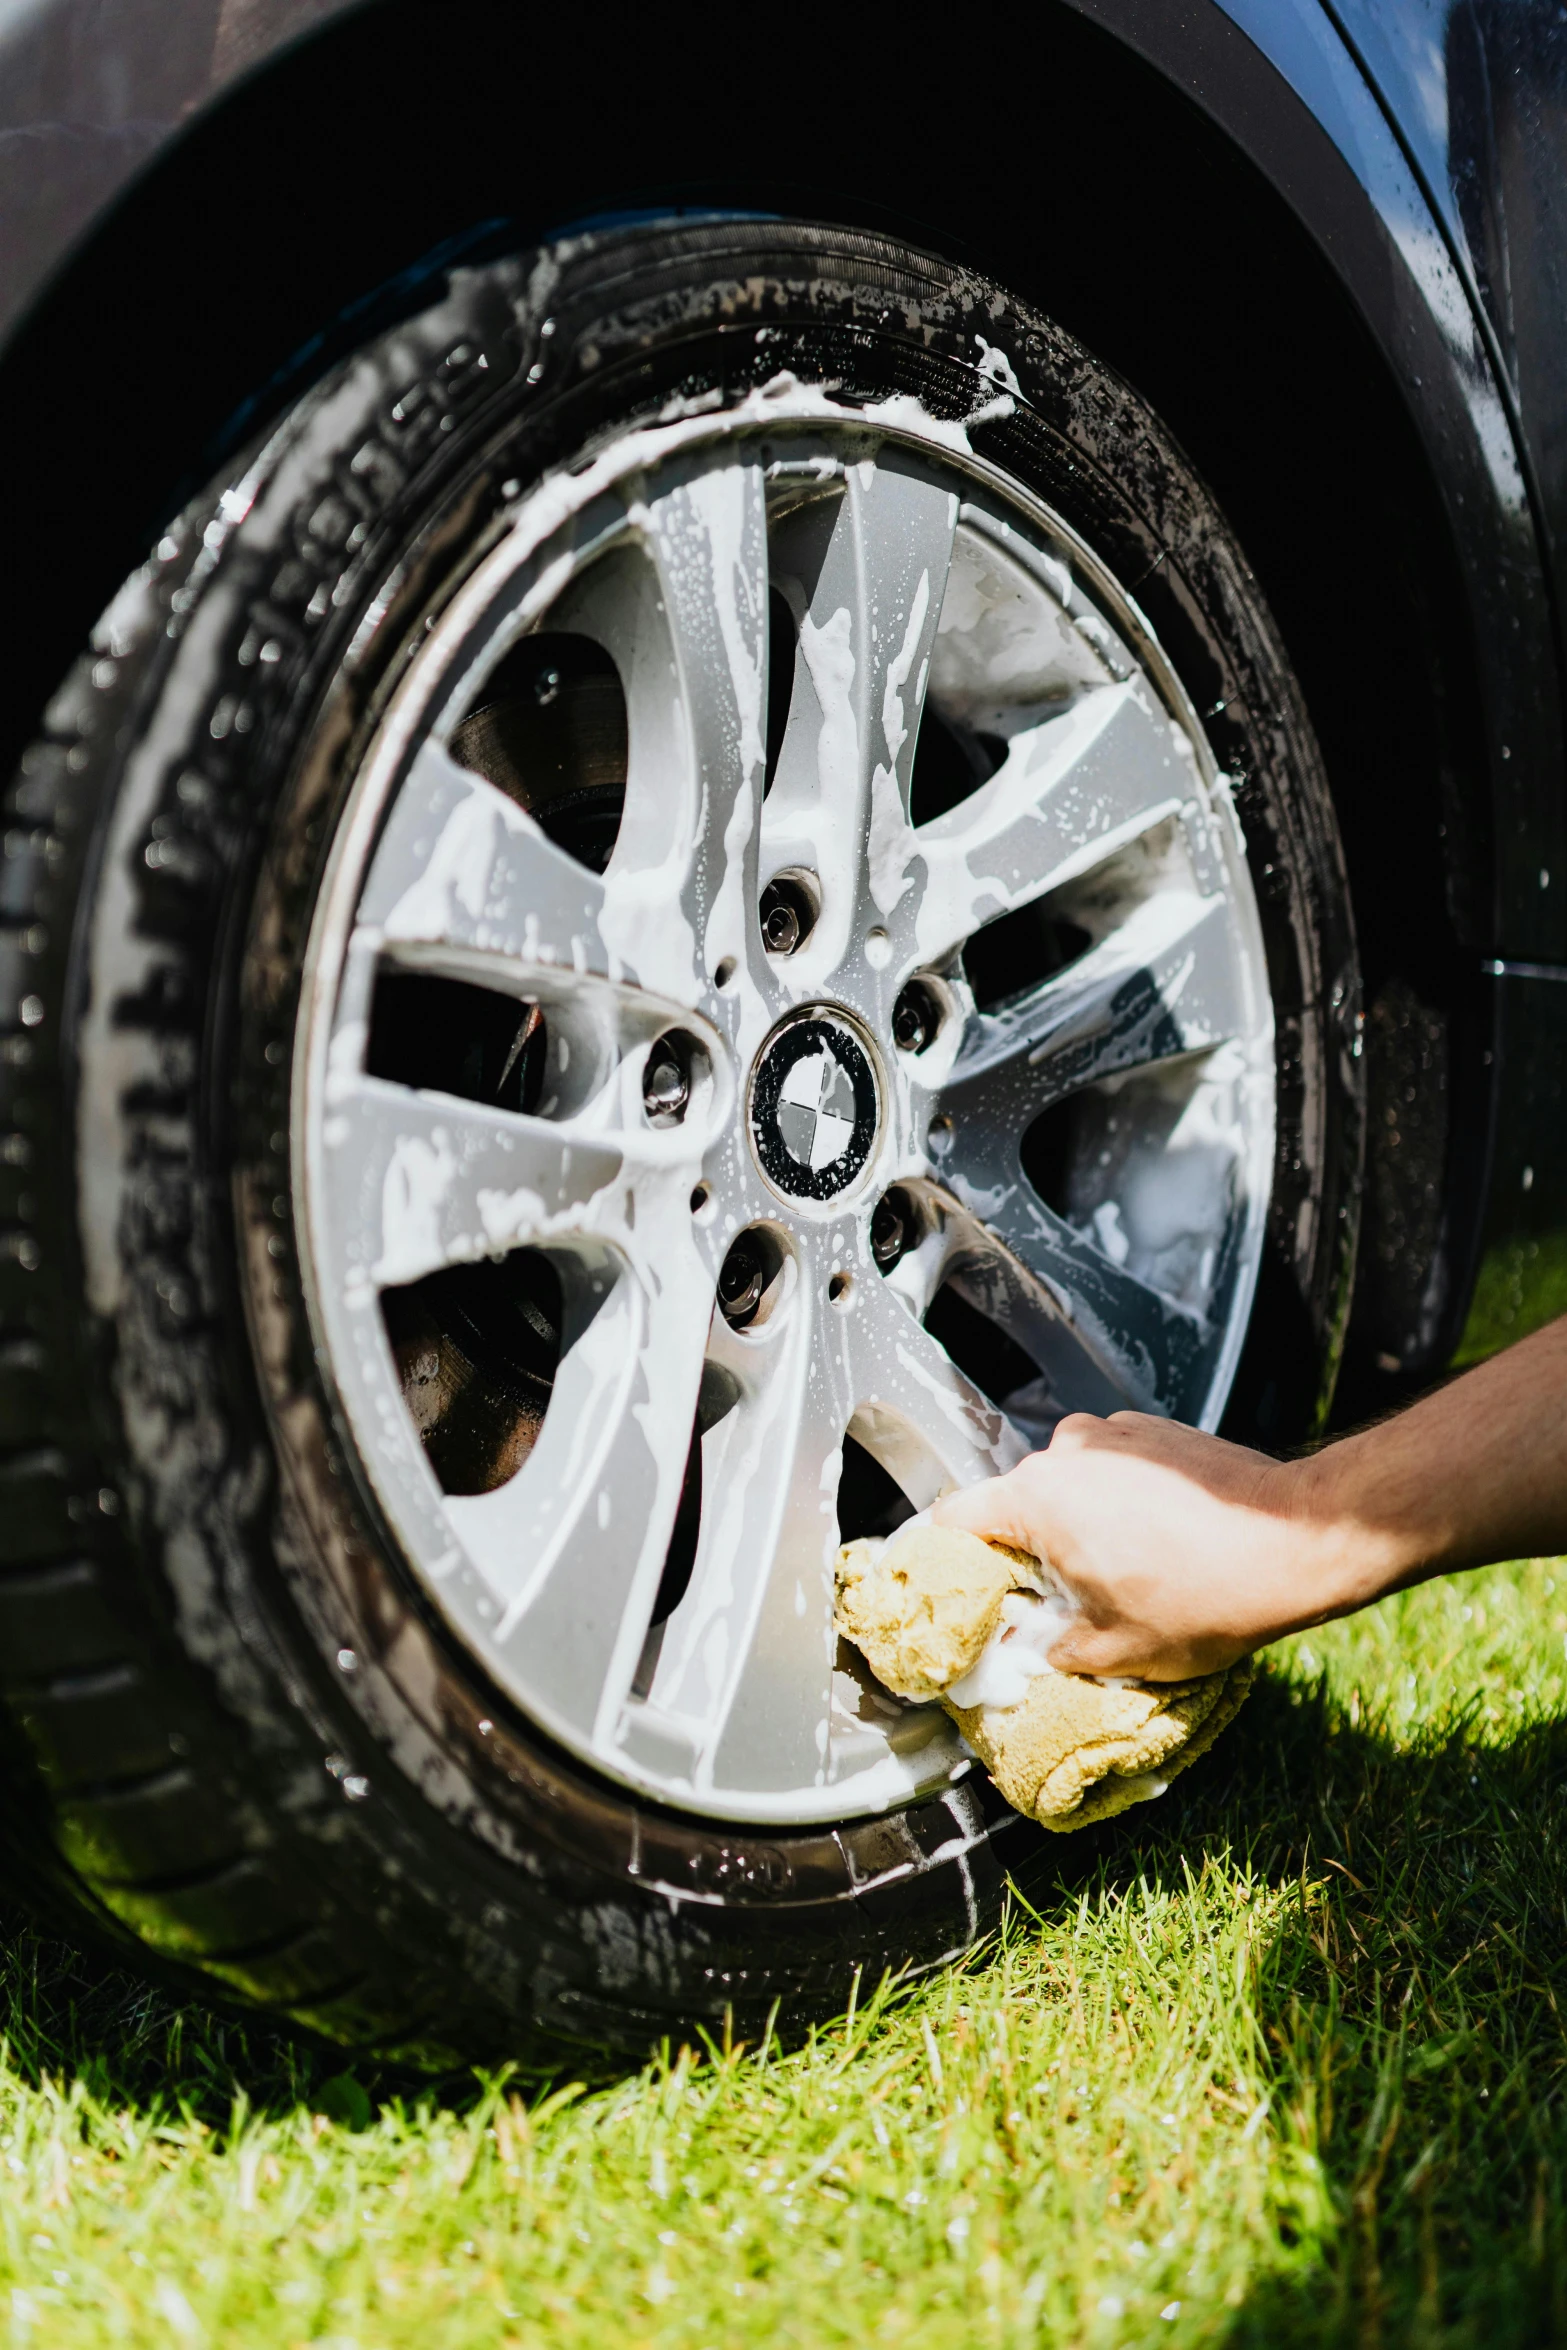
(750, 1015, 880, 1203)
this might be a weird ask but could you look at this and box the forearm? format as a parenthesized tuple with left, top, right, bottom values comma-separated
(1280, 1314, 1567, 1623)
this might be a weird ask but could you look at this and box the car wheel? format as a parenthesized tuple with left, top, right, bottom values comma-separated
(0, 219, 1360, 2059)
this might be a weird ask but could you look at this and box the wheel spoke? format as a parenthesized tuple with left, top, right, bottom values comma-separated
(359, 742, 613, 979)
(763, 453, 958, 982)
(635, 1222, 1028, 1798)
(318, 1073, 625, 1297)
(646, 458, 772, 991)
(941, 1152, 1210, 1414)
(557, 456, 772, 1006)
(642, 1279, 849, 1795)
(845, 1269, 1027, 1500)
(444, 1225, 715, 1747)
(911, 680, 1190, 971)
(934, 1217, 1145, 1423)
(936, 886, 1240, 1132)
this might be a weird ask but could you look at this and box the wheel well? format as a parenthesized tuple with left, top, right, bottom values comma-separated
(0, 0, 1489, 1392)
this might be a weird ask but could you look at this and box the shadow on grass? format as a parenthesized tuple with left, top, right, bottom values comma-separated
(0, 1914, 423, 2131)
(7, 1659, 1567, 2344)
(1022, 1667, 1567, 2349)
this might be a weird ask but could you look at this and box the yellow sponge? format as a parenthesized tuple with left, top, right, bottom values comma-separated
(835, 1522, 1251, 1832)
(835, 1524, 1039, 1697)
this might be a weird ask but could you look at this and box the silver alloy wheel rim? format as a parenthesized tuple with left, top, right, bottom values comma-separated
(296, 380, 1275, 1826)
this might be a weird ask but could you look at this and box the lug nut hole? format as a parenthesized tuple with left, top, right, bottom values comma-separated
(760, 871, 819, 957)
(828, 1270, 853, 1308)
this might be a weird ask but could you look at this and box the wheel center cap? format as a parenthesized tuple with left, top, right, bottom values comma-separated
(749, 1013, 879, 1201)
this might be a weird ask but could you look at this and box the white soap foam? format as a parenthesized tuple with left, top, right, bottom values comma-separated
(946, 1586, 1080, 1710)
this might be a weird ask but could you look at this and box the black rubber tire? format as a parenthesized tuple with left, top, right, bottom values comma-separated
(0, 220, 1361, 2063)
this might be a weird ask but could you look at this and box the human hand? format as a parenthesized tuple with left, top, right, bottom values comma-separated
(930, 1413, 1334, 1681)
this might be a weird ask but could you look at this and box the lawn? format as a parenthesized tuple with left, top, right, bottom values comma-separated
(3, 1557, 1567, 2347)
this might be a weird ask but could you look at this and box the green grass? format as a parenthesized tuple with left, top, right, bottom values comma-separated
(1450, 1232, 1567, 1366)
(6, 1559, 1567, 2346)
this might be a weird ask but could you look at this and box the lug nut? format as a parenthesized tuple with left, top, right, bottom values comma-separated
(760, 873, 818, 956)
(871, 1188, 915, 1272)
(643, 1034, 691, 1126)
(718, 1236, 768, 1329)
(762, 898, 799, 954)
(892, 979, 940, 1054)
